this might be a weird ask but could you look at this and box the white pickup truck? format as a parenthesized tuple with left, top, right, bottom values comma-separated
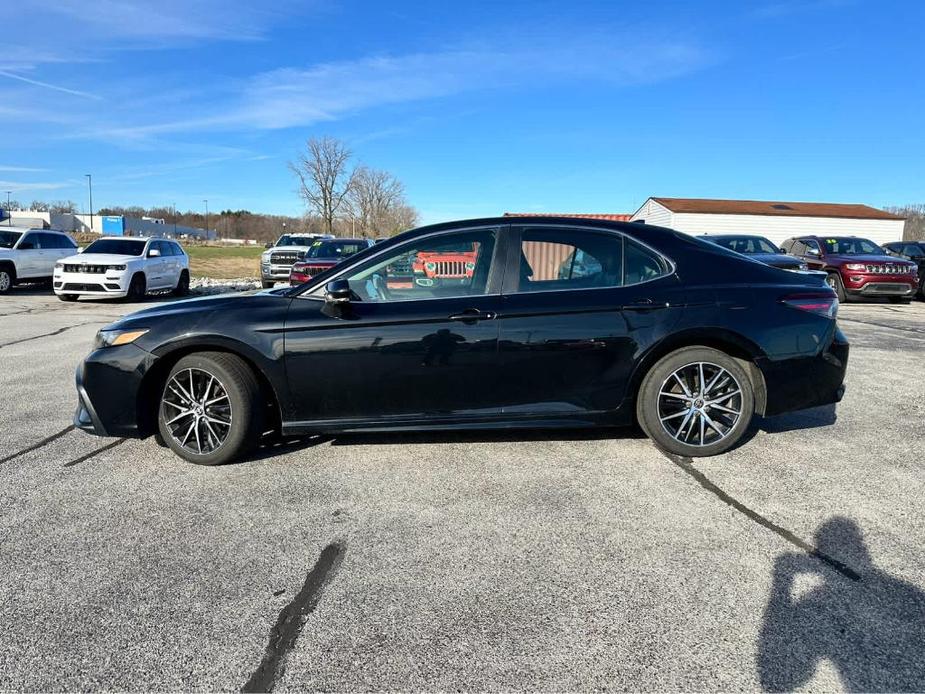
(0, 227, 79, 294)
(260, 233, 333, 288)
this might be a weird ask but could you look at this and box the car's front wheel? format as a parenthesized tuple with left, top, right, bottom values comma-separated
(57, 293, 78, 302)
(826, 272, 847, 303)
(157, 352, 262, 465)
(261, 280, 274, 289)
(637, 346, 755, 457)
(126, 273, 146, 302)
(0, 265, 14, 294)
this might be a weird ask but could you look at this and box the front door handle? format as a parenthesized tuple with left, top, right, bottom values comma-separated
(448, 309, 496, 323)
(622, 298, 664, 311)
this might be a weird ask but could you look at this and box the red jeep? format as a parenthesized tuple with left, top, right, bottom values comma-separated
(781, 235, 918, 303)
(412, 242, 478, 288)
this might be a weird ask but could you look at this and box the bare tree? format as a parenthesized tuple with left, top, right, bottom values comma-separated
(346, 166, 406, 236)
(885, 204, 925, 241)
(29, 200, 50, 212)
(49, 200, 79, 213)
(289, 136, 355, 234)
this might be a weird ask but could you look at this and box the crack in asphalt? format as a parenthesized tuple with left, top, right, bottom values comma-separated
(0, 321, 106, 349)
(0, 425, 76, 466)
(659, 449, 860, 582)
(242, 542, 346, 693)
(62, 438, 128, 467)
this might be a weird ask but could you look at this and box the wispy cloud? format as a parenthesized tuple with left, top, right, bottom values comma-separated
(0, 165, 49, 173)
(0, 70, 101, 100)
(91, 36, 715, 137)
(0, 180, 73, 193)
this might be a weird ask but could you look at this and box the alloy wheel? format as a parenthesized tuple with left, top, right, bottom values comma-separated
(161, 367, 233, 455)
(657, 361, 743, 448)
(0, 271, 10, 292)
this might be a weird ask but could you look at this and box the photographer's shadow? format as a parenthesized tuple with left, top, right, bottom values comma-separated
(758, 516, 925, 692)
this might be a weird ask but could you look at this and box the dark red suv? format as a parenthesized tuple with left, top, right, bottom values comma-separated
(781, 235, 918, 303)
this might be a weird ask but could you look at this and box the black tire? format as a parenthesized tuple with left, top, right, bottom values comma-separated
(0, 265, 14, 294)
(57, 293, 78, 302)
(637, 346, 755, 458)
(157, 352, 262, 465)
(173, 270, 190, 297)
(826, 272, 846, 303)
(889, 296, 912, 304)
(918, 276, 925, 300)
(126, 273, 146, 302)
(261, 280, 274, 289)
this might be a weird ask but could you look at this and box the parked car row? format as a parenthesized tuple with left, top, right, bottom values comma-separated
(0, 227, 190, 299)
(700, 233, 923, 302)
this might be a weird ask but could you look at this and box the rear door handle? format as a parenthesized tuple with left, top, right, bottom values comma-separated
(448, 309, 496, 323)
(622, 298, 664, 310)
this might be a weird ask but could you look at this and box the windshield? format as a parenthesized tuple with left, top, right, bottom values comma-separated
(823, 237, 884, 255)
(0, 230, 23, 249)
(276, 235, 317, 247)
(709, 236, 780, 254)
(83, 239, 146, 256)
(305, 240, 366, 258)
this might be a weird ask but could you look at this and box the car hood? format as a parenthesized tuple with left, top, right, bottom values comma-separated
(267, 246, 314, 253)
(295, 257, 340, 264)
(113, 288, 288, 327)
(60, 252, 141, 264)
(826, 254, 914, 265)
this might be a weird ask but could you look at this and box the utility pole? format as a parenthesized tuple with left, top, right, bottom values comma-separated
(85, 174, 93, 232)
(5, 191, 10, 226)
(173, 203, 177, 237)
(203, 199, 209, 241)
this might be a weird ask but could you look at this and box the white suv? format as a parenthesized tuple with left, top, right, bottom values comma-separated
(54, 237, 190, 302)
(0, 227, 79, 294)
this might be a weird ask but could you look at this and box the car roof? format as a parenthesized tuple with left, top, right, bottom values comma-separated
(700, 234, 774, 241)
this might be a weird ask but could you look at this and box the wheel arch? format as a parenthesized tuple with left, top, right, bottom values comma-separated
(0, 259, 16, 280)
(629, 329, 768, 418)
(137, 337, 283, 437)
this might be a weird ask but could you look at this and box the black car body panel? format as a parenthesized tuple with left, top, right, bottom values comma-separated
(75, 217, 849, 440)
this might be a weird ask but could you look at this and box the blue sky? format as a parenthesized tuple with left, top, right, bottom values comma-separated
(1, 0, 922, 223)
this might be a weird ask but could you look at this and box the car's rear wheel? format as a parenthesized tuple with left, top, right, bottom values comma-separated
(826, 272, 846, 302)
(157, 352, 261, 465)
(637, 346, 755, 457)
(0, 265, 14, 294)
(174, 270, 190, 297)
(57, 293, 78, 302)
(126, 273, 146, 301)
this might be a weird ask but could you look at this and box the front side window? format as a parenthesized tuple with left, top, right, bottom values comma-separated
(803, 239, 821, 254)
(515, 228, 624, 292)
(83, 239, 146, 256)
(333, 229, 496, 302)
(713, 236, 779, 254)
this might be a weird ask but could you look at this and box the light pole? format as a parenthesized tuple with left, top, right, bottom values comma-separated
(203, 199, 209, 241)
(5, 191, 11, 226)
(172, 203, 177, 237)
(85, 174, 93, 232)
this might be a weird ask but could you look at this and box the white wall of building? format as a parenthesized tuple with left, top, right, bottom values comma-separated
(631, 200, 905, 246)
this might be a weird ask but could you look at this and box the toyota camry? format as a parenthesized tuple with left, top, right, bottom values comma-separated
(74, 217, 848, 464)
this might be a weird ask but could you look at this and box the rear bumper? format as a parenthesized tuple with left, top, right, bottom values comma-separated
(74, 344, 157, 437)
(757, 327, 849, 416)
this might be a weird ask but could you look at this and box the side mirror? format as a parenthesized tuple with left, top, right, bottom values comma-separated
(265, 242, 274, 249)
(806, 248, 820, 257)
(77, 246, 84, 253)
(148, 249, 161, 257)
(324, 279, 352, 305)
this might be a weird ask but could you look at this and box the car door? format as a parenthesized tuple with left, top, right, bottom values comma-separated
(495, 225, 680, 418)
(799, 239, 826, 269)
(145, 240, 167, 288)
(282, 225, 505, 427)
(14, 232, 43, 278)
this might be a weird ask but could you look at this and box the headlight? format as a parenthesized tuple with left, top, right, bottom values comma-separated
(94, 328, 149, 349)
(798, 263, 809, 271)
(106, 264, 126, 271)
(845, 263, 866, 271)
(465, 262, 476, 270)
(55, 262, 64, 269)
(425, 262, 436, 271)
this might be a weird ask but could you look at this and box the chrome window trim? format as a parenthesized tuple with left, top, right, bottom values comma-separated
(299, 224, 503, 303)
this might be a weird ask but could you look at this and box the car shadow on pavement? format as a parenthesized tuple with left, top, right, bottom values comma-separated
(757, 516, 925, 692)
(755, 403, 837, 434)
(325, 426, 645, 447)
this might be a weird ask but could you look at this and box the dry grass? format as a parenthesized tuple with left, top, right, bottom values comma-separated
(184, 245, 263, 279)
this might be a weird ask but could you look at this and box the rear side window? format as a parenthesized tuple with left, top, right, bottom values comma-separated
(172, 242, 185, 256)
(515, 227, 624, 293)
(624, 238, 672, 285)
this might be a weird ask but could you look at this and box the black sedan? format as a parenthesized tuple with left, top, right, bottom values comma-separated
(700, 234, 808, 271)
(75, 217, 848, 464)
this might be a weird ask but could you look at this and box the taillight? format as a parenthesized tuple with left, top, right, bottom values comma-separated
(781, 293, 838, 319)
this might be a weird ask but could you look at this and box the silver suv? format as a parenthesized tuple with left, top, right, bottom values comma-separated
(0, 227, 79, 294)
(260, 233, 333, 288)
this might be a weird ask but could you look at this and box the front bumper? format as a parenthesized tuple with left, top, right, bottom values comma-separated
(74, 343, 157, 437)
(54, 270, 130, 297)
(843, 272, 916, 296)
(261, 264, 295, 281)
(757, 326, 849, 416)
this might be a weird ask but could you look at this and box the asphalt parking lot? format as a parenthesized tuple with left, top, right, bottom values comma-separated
(1, 289, 924, 691)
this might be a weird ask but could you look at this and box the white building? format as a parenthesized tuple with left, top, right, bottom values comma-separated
(631, 198, 905, 246)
